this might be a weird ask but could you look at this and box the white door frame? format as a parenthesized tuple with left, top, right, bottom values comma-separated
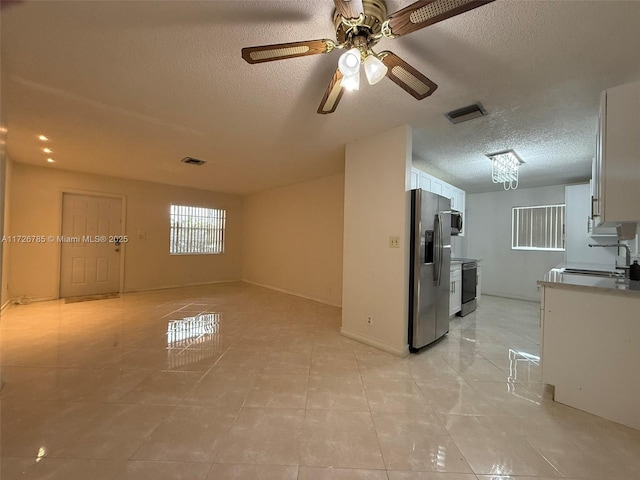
(57, 189, 127, 298)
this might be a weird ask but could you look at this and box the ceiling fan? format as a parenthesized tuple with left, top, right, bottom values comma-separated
(241, 0, 494, 114)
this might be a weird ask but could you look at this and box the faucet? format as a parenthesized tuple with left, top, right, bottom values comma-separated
(588, 243, 631, 269)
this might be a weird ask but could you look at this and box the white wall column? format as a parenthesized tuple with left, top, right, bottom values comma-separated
(341, 125, 412, 356)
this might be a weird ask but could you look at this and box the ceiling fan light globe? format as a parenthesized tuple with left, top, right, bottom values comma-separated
(338, 48, 361, 77)
(364, 55, 388, 85)
(341, 71, 360, 91)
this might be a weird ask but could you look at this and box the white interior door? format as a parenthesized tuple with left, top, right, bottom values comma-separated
(60, 193, 122, 297)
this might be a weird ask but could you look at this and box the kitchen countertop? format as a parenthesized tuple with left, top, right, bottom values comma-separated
(538, 264, 640, 297)
(452, 257, 482, 263)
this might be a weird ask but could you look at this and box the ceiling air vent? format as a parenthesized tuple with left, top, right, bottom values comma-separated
(181, 157, 206, 166)
(444, 102, 487, 125)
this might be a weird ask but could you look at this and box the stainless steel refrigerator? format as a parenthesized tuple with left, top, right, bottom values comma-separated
(409, 189, 451, 352)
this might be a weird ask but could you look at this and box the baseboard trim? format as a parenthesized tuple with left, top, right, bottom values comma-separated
(5, 295, 58, 307)
(4, 281, 243, 306)
(340, 327, 409, 357)
(3, 280, 343, 309)
(124, 279, 241, 294)
(1, 299, 13, 312)
(241, 279, 341, 308)
(482, 293, 541, 303)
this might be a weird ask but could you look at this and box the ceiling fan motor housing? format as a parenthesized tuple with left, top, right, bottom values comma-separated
(333, 0, 388, 44)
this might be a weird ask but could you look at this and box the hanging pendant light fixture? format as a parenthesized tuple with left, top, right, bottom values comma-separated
(338, 47, 362, 91)
(341, 71, 360, 91)
(486, 149, 523, 190)
(363, 54, 388, 85)
(338, 47, 389, 90)
(338, 48, 361, 77)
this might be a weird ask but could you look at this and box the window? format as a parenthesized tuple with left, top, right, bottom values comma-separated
(170, 205, 225, 255)
(512, 204, 565, 251)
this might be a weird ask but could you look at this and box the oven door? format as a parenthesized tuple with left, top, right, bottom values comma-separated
(461, 263, 477, 304)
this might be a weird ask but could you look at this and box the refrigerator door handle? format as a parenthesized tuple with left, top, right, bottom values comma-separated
(433, 215, 438, 283)
(433, 214, 442, 285)
(437, 213, 444, 286)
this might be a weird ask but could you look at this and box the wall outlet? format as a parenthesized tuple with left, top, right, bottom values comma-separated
(389, 236, 400, 248)
(367, 315, 373, 326)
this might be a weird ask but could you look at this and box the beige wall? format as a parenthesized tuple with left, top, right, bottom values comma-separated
(242, 173, 344, 306)
(8, 163, 243, 300)
(1, 157, 10, 308)
(341, 125, 412, 356)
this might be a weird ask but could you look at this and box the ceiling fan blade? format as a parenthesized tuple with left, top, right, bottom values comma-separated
(317, 69, 345, 115)
(242, 39, 334, 64)
(380, 52, 438, 100)
(386, 0, 494, 37)
(333, 0, 364, 20)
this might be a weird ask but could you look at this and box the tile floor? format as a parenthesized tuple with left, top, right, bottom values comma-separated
(1, 282, 639, 479)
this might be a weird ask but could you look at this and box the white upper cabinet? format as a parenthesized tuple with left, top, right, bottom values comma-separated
(410, 169, 419, 190)
(588, 180, 617, 236)
(442, 185, 454, 207)
(565, 184, 616, 267)
(592, 81, 640, 226)
(410, 167, 466, 235)
(429, 176, 443, 196)
(453, 189, 465, 216)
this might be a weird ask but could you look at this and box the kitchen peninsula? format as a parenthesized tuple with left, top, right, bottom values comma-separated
(538, 268, 640, 430)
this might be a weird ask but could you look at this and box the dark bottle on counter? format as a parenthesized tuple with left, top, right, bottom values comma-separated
(630, 260, 640, 281)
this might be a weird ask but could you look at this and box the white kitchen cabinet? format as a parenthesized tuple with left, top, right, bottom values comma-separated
(443, 185, 464, 215)
(442, 184, 454, 206)
(565, 184, 617, 267)
(540, 283, 640, 430)
(476, 265, 482, 304)
(411, 167, 466, 235)
(453, 188, 465, 219)
(592, 81, 640, 226)
(410, 169, 419, 189)
(587, 181, 616, 236)
(429, 176, 443, 196)
(450, 263, 462, 316)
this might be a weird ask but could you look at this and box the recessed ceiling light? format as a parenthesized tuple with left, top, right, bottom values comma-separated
(43, 147, 53, 153)
(47, 158, 55, 163)
(38, 135, 49, 141)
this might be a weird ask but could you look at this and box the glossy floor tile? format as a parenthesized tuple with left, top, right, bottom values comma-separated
(300, 410, 385, 469)
(2, 283, 640, 479)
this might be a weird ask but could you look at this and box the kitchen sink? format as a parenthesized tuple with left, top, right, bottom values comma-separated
(560, 268, 625, 278)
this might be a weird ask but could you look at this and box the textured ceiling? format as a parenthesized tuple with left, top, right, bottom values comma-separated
(2, 1, 639, 195)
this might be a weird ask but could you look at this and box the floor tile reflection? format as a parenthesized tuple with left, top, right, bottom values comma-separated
(2, 284, 640, 479)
